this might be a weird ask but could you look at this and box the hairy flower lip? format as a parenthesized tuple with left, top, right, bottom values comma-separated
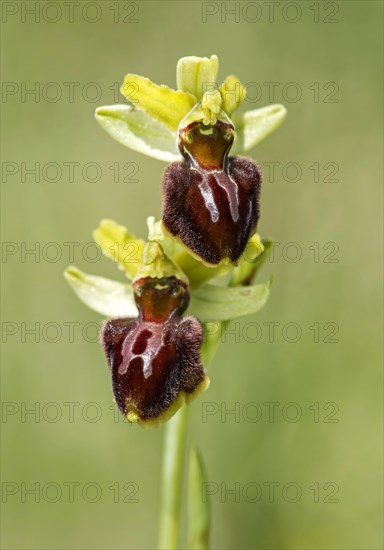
(101, 275, 209, 427)
(162, 158, 261, 265)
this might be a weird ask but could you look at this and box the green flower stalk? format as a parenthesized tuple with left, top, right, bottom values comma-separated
(64, 54, 286, 549)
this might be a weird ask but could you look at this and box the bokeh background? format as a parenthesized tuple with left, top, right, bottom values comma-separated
(1, 1, 383, 548)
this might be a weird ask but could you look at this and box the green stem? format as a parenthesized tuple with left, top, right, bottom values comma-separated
(157, 324, 224, 550)
(158, 404, 189, 550)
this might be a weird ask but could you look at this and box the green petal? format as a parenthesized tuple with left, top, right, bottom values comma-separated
(189, 280, 271, 322)
(232, 104, 287, 154)
(64, 267, 137, 318)
(176, 55, 218, 100)
(121, 74, 196, 131)
(95, 105, 181, 162)
(93, 219, 145, 279)
(187, 448, 210, 550)
(219, 74, 246, 115)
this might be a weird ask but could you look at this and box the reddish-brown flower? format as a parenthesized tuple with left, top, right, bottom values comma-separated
(162, 118, 261, 265)
(101, 276, 209, 426)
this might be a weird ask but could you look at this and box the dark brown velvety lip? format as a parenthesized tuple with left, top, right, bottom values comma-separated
(163, 117, 261, 265)
(100, 277, 207, 424)
(162, 156, 261, 265)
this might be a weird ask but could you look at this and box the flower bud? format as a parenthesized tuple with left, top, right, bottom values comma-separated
(101, 276, 209, 426)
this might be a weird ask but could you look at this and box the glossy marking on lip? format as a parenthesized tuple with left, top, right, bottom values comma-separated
(120, 323, 163, 378)
(198, 176, 220, 223)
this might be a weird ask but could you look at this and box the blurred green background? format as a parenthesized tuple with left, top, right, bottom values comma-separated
(1, 1, 383, 548)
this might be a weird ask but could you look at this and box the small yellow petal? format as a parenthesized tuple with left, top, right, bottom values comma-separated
(219, 75, 246, 115)
(93, 219, 145, 280)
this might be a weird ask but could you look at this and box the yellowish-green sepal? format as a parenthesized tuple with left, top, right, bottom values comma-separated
(64, 266, 138, 318)
(121, 74, 196, 132)
(232, 104, 287, 154)
(95, 105, 181, 162)
(189, 279, 271, 323)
